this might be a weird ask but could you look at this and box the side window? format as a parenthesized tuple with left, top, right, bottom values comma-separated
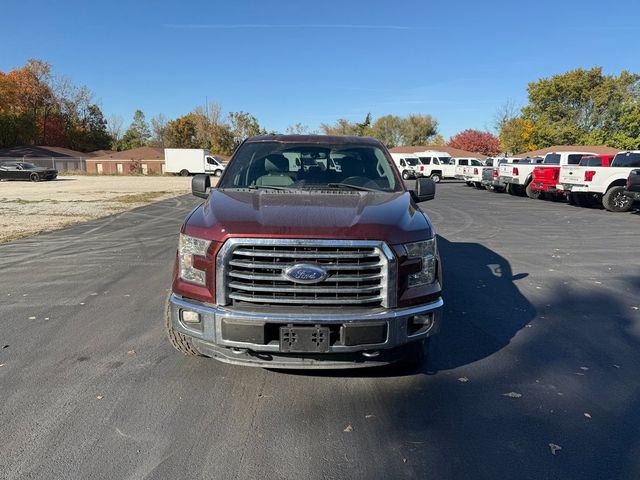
(400, 159, 406, 167)
(433, 158, 440, 165)
(459, 159, 468, 166)
(567, 154, 584, 165)
(423, 158, 431, 165)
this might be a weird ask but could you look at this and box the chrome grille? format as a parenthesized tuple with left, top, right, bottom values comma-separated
(216, 239, 395, 307)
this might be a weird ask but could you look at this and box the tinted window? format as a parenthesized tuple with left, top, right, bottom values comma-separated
(438, 157, 451, 164)
(567, 154, 585, 165)
(470, 159, 483, 166)
(220, 142, 399, 191)
(405, 158, 419, 166)
(418, 157, 431, 165)
(612, 152, 640, 167)
(543, 154, 561, 164)
(579, 157, 602, 167)
(458, 159, 468, 166)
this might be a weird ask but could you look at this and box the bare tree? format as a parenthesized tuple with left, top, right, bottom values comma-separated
(493, 99, 521, 133)
(150, 114, 169, 148)
(107, 114, 124, 150)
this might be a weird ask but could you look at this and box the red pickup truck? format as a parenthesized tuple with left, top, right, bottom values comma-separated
(529, 153, 611, 199)
(165, 134, 443, 369)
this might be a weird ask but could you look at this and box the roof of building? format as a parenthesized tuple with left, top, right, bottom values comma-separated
(90, 147, 165, 161)
(0, 145, 89, 158)
(514, 145, 620, 158)
(389, 145, 489, 160)
(88, 149, 117, 157)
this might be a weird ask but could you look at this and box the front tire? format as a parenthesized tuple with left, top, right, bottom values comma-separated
(402, 170, 411, 180)
(179, 169, 190, 177)
(214, 169, 223, 177)
(430, 173, 441, 183)
(30, 173, 39, 182)
(164, 293, 201, 356)
(399, 338, 431, 369)
(602, 186, 633, 212)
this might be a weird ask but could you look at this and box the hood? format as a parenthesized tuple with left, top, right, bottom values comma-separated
(184, 189, 433, 245)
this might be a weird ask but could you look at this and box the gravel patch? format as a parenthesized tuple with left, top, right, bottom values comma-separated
(0, 176, 196, 242)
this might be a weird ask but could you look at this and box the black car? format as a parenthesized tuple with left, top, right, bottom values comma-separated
(624, 169, 640, 202)
(0, 162, 58, 181)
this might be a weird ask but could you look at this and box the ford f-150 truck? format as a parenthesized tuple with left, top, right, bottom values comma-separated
(528, 151, 599, 199)
(166, 135, 443, 368)
(560, 150, 640, 211)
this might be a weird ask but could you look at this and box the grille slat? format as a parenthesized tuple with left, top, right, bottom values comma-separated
(223, 242, 387, 307)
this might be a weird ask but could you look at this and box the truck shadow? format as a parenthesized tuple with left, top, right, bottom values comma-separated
(425, 235, 535, 373)
(282, 236, 534, 378)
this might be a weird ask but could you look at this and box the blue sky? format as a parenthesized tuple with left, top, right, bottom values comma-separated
(2, 0, 640, 138)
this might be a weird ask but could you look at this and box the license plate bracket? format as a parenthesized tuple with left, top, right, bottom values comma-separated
(279, 325, 329, 353)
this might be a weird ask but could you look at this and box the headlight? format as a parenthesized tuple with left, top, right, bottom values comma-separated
(404, 238, 436, 287)
(178, 233, 211, 286)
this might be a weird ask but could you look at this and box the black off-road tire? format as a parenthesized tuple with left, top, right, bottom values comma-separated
(164, 293, 201, 356)
(473, 182, 484, 189)
(526, 183, 543, 199)
(602, 186, 633, 212)
(399, 338, 431, 369)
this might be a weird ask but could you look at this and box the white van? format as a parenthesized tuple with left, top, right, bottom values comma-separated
(389, 152, 422, 179)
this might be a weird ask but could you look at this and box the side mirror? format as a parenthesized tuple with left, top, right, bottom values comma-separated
(411, 177, 436, 202)
(192, 174, 211, 199)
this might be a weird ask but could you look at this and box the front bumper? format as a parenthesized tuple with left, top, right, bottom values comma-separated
(169, 294, 443, 368)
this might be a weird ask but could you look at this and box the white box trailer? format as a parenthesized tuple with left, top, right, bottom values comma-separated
(164, 149, 226, 176)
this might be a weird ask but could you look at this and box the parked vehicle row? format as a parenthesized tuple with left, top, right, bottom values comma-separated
(391, 151, 483, 183)
(473, 150, 640, 213)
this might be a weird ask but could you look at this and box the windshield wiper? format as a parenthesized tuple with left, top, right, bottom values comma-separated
(326, 183, 381, 192)
(246, 185, 297, 191)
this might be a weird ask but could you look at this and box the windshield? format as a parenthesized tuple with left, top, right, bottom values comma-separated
(405, 158, 419, 166)
(612, 152, 640, 167)
(543, 154, 561, 164)
(219, 142, 400, 192)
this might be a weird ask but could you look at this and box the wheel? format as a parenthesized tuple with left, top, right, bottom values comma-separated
(399, 338, 431, 369)
(430, 173, 441, 183)
(473, 182, 484, 189)
(602, 186, 633, 212)
(402, 170, 411, 180)
(465, 181, 473, 186)
(214, 169, 223, 177)
(526, 183, 543, 199)
(507, 184, 524, 196)
(30, 173, 39, 182)
(164, 293, 201, 356)
(567, 193, 576, 205)
(179, 169, 190, 177)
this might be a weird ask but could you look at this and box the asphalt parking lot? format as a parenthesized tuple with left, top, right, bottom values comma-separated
(1, 182, 639, 479)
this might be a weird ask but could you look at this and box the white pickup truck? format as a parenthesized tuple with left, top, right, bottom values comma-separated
(414, 151, 483, 183)
(498, 156, 546, 196)
(559, 150, 640, 212)
(456, 158, 491, 187)
(389, 152, 422, 179)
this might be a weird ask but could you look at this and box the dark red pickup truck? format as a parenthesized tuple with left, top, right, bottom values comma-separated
(165, 134, 443, 369)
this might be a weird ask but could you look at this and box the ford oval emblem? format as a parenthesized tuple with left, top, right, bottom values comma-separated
(284, 264, 328, 284)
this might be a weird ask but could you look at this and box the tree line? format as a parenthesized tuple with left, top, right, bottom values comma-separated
(2, 60, 639, 156)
